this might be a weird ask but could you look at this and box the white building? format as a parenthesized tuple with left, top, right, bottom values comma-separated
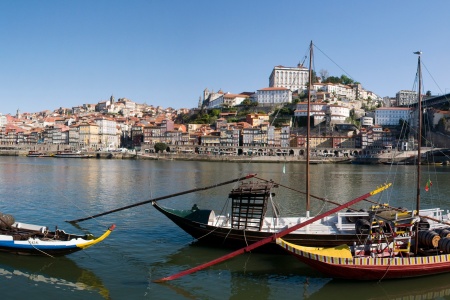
(375, 107, 412, 126)
(269, 65, 309, 92)
(396, 90, 417, 106)
(256, 87, 292, 106)
(294, 103, 350, 125)
(0, 114, 7, 127)
(313, 83, 355, 101)
(361, 116, 374, 127)
(207, 93, 249, 109)
(328, 104, 350, 124)
(95, 117, 119, 149)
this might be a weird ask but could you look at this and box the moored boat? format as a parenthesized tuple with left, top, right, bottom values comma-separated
(276, 236, 450, 280)
(152, 183, 448, 252)
(26, 150, 53, 157)
(54, 150, 90, 158)
(0, 212, 114, 256)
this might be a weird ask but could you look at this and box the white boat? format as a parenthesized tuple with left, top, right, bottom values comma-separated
(54, 150, 90, 158)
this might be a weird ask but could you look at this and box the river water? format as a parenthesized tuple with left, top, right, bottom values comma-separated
(1, 156, 450, 299)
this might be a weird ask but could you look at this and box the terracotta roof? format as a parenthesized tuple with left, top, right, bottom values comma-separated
(258, 87, 290, 91)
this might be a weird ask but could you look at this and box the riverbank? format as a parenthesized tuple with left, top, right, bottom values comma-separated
(136, 153, 353, 163)
(0, 149, 353, 163)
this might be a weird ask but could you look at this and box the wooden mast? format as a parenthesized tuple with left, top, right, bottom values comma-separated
(414, 50, 422, 254)
(306, 41, 313, 216)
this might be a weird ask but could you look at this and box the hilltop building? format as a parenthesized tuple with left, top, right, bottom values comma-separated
(269, 64, 309, 92)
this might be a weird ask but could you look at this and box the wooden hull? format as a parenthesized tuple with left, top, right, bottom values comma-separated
(277, 239, 450, 280)
(0, 224, 115, 256)
(152, 202, 367, 253)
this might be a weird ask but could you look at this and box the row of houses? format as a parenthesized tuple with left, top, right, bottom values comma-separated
(0, 108, 399, 154)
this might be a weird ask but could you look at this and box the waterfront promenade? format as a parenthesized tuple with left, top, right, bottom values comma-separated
(0, 148, 352, 163)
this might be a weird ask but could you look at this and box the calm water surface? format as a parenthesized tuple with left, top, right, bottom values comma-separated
(1, 157, 450, 299)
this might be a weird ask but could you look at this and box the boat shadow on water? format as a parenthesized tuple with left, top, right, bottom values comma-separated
(308, 273, 450, 300)
(0, 253, 110, 299)
(153, 242, 331, 298)
(155, 242, 450, 300)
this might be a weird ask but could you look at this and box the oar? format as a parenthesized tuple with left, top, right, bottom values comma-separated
(153, 183, 392, 282)
(67, 174, 256, 223)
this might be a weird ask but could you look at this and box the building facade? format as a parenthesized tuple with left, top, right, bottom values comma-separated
(269, 64, 308, 92)
(256, 87, 292, 107)
(375, 107, 412, 126)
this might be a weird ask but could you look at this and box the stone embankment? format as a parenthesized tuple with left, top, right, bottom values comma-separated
(0, 149, 353, 163)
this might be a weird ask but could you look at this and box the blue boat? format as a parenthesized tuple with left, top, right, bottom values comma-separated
(0, 213, 114, 256)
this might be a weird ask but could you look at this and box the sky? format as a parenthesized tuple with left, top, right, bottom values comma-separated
(1, 0, 450, 115)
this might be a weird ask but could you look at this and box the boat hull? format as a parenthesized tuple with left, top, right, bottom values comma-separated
(54, 154, 90, 158)
(152, 202, 367, 253)
(277, 239, 450, 280)
(0, 224, 115, 256)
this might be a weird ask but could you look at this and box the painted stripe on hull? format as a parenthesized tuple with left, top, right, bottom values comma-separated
(277, 239, 450, 280)
(0, 225, 115, 256)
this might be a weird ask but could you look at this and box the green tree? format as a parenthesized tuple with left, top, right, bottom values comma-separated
(241, 98, 252, 106)
(340, 75, 354, 85)
(210, 109, 220, 117)
(154, 142, 168, 153)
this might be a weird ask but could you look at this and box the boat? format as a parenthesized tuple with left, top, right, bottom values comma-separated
(26, 150, 52, 157)
(276, 51, 450, 280)
(151, 44, 450, 253)
(0, 212, 115, 256)
(54, 150, 90, 158)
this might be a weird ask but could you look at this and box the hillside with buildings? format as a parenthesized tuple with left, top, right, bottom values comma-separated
(0, 64, 449, 157)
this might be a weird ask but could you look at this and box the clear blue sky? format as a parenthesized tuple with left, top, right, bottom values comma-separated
(1, 0, 449, 115)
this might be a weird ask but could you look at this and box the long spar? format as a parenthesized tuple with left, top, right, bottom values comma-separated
(67, 173, 257, 224)
(154, 183, 391, 282)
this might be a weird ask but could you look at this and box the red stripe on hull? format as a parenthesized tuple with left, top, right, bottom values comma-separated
(293, 253, 450, 280)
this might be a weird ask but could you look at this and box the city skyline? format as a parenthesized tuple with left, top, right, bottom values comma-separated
(1, 0, 449, 115)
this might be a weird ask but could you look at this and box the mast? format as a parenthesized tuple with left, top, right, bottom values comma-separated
(306, 41, 313, 216)
(414, 50, 422, 254)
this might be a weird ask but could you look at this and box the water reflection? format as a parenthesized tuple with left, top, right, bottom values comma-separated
(3, 157, 450, 299)
(308, 273, 450, 300)
(154, 243, 332, 299)
(160, 242, 450, 300)
(0, 253, 110, 299)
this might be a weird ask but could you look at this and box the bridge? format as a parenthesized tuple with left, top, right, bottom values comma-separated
(402, 93, 450, 109)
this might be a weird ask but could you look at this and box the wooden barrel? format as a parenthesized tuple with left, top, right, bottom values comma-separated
(418, 230, 440, 248)
(439, 238, 450, 253)
(435, 228, 450, 238)
(345, 209, 357, 223)
(355, 219, 371, 234)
